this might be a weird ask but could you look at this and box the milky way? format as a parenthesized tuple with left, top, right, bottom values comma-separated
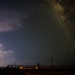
(50, 0, 75, 38)
(45, 0, 75, 51)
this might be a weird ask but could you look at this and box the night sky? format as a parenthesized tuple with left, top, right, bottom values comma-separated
(0, 0, 75, 66)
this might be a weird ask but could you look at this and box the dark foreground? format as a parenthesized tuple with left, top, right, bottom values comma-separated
(0, 68, 75, 75)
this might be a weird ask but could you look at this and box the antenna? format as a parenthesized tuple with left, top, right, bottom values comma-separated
(51, 57, 53, 69)
(51, 57, 53, 65)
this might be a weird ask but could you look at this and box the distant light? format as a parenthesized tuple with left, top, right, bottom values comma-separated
(35, 66, 38, 70)
(19, 66, 23, 69)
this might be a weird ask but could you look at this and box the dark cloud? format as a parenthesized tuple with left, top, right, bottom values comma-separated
(0, 0, 42, 32)
(0, 44, 15, 66)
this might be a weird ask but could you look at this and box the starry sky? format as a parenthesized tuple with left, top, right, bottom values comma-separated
(0, 0, 75, 66)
